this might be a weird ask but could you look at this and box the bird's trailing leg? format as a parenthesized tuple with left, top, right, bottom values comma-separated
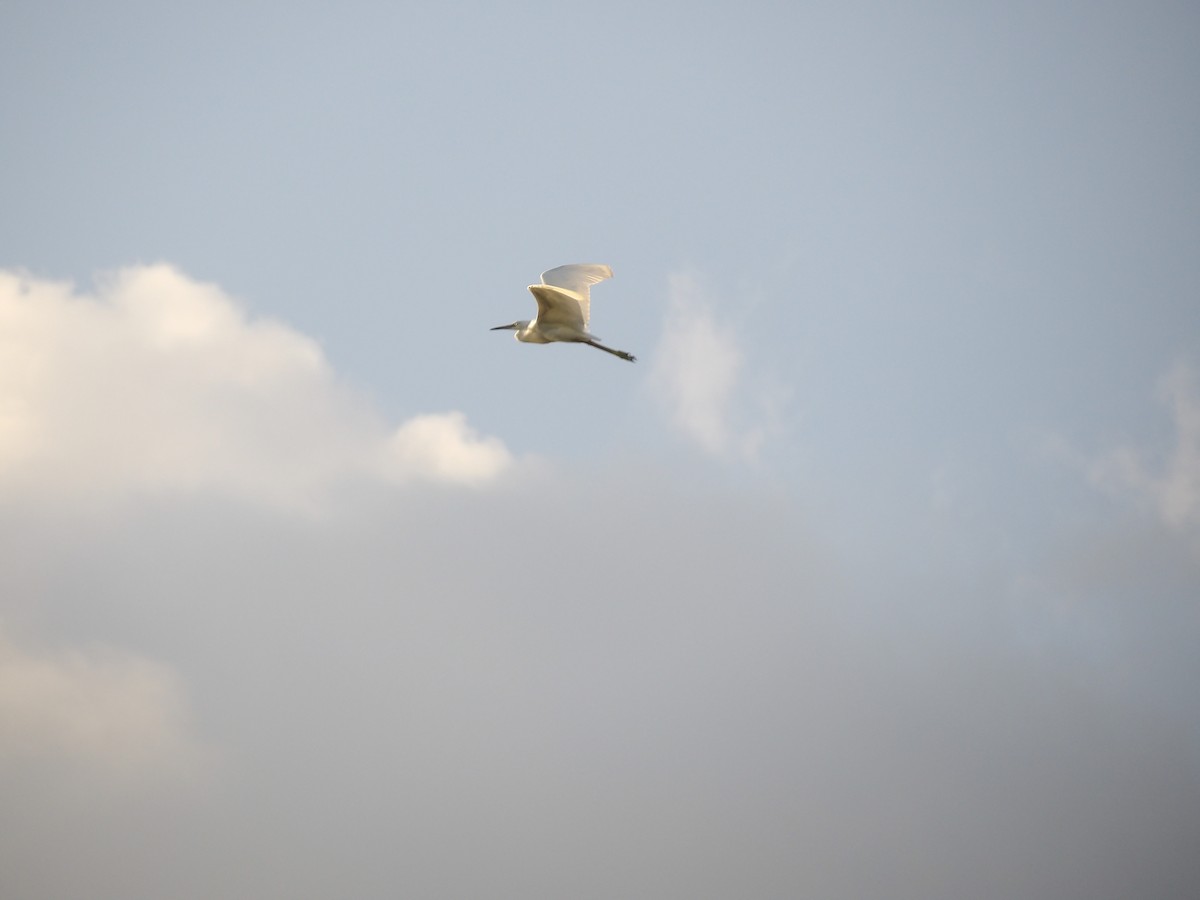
(584, 339, 636, 363)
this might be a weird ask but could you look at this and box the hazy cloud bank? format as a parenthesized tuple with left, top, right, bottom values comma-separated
(3, 474, 1197, 900)
(1, 265, 1197, 899)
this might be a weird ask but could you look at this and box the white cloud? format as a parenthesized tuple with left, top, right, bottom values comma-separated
(385, 412, 513, 485)
(1082, 363, 1200, 534)
(0, 266, 511, 507)
(0, 625, 207, 786)
(649, 273, 779, 460)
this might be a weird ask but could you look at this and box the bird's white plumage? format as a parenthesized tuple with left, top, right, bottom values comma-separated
(538, 263, 612, 330)
(528, 284, 586, 334)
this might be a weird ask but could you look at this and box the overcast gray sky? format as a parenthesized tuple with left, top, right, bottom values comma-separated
(2, 2, 1199, 898)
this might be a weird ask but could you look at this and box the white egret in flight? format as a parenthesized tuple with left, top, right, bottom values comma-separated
(491, 263, 636, 362)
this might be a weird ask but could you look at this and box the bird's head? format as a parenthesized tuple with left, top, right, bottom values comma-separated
(490, 321, 527, 338)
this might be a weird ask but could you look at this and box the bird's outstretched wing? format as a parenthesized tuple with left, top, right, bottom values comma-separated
(540, 263, 612, 330)
(528, 284, 587, 334)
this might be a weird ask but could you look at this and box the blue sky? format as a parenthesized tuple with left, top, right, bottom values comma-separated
(2, 2, 1199, 898)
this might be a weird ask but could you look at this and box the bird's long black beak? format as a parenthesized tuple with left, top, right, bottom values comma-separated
(490, 323, 515, 331)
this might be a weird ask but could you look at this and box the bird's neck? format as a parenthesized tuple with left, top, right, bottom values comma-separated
(515, 321, 547, 343)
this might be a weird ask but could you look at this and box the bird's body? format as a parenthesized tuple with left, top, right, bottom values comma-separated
(491, 263, 636, 362)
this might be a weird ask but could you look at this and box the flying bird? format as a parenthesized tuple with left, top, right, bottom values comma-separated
(491, 263, 636, 362)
